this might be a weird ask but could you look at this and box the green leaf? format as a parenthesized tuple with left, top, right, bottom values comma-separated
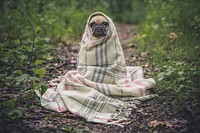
(1, 99, 16, 110)
(35, 83, 48, 95)
(35, 37, 41, 44)
(5, 108, 23, 120)
(25, 89, 37, 100)
(35, 60, 44, 66)
(178, 71, 184, 76)
(13, 70, 23, 75)
(34, 68, 46, 78)
(157, 72, 165, 81)
(35, 26, 41, 33)
(13, 39, 20, 45)
(29, 76, 39, 81)
(1, 57, 9, 63)
(40, 83, 48, 95)
(46, 54, 54, 60)
(19, 54, 28, 60)
(15, 74, 29, 85)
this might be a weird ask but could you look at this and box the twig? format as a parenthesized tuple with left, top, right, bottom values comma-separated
(47, 55, 68, 70)
(46, 61, 67, 71)
(17, 7, 35, 71)
(55, 61, 68, 69)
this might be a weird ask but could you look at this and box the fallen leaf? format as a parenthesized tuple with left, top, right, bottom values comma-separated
(148, 120, 174, 128)
(148, 120, 162, 128)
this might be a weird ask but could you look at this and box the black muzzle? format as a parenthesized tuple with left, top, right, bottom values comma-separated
(92, 24, 107, 37)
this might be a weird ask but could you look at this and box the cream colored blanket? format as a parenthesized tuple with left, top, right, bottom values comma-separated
(37, 12, 156, 126)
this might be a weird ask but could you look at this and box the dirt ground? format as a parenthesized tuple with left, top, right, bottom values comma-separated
(0, 24, 199, 133)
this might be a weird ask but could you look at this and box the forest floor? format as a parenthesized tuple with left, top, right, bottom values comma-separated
(0, 24, 198, 133)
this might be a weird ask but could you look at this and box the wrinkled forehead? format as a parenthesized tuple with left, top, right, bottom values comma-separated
(88, 13, 108, 23)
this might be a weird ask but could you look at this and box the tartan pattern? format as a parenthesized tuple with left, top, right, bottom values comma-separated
(37, 12, 156, 126)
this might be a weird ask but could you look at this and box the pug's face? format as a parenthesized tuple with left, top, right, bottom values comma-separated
(89, 15, 109, 38)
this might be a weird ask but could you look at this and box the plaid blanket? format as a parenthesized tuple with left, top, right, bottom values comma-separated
(37, 12, 156, 126)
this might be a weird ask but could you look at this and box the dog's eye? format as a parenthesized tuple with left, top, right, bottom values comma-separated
(102, 22, 109, 27)
(89, 22, 95, 28)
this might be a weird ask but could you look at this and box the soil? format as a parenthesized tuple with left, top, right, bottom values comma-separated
(0, 24, 199, 133)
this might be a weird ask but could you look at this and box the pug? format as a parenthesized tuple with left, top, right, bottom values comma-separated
(89, 14, 109, 38)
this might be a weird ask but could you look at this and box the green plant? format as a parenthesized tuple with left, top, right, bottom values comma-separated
(156, 60, 199, 107)
(1, 99, 23, 120)
(130, 0, 200, 110)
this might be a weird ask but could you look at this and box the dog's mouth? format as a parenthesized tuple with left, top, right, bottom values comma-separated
(90, 22, 109, 38)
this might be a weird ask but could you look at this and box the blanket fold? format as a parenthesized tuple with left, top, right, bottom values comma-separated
(38, 12, 156, 126)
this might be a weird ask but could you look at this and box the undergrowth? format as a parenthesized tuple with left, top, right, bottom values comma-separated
(130, 0, 200, 112)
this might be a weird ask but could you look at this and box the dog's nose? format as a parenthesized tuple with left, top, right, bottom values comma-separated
(95, 27, 102, 33)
